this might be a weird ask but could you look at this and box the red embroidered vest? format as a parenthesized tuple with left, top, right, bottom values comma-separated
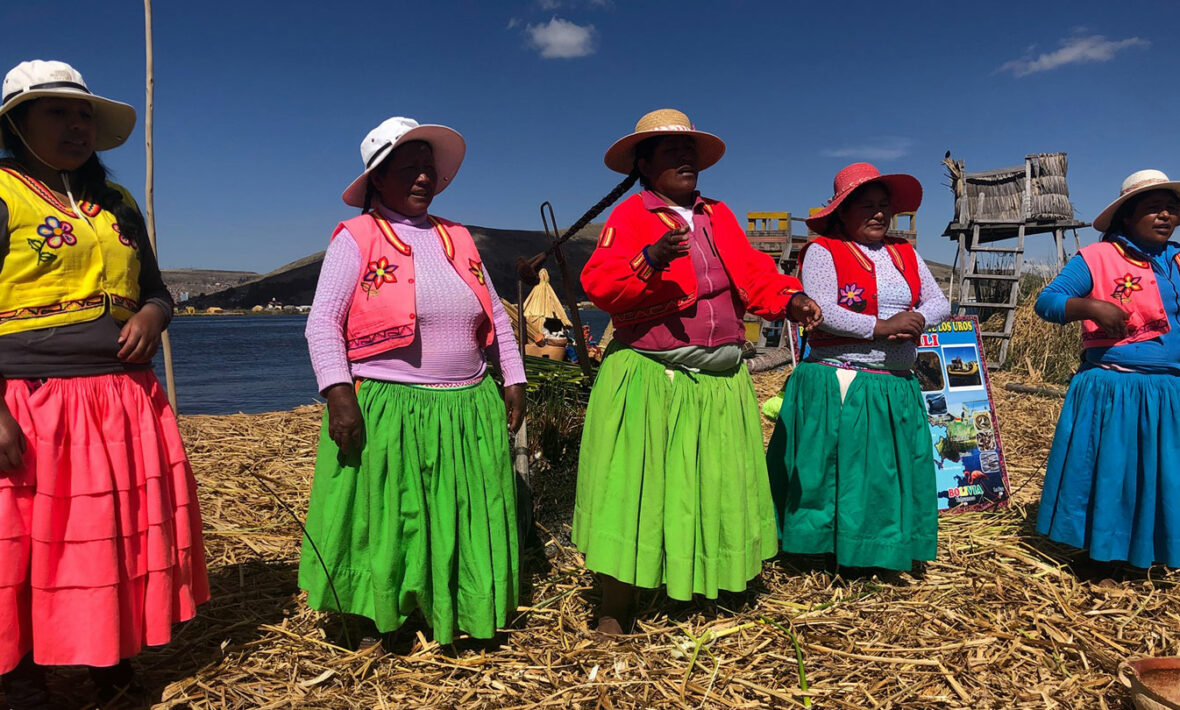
(1077, 240, 1172, 348)
(334, 213, 494, 360)
(799, 235, 921, 347)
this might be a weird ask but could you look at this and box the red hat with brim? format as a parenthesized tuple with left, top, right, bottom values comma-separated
(805, 162, 923, 235)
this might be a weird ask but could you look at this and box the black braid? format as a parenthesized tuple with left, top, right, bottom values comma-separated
(362, 182, 375, 214)
(558, 170, 638, 243)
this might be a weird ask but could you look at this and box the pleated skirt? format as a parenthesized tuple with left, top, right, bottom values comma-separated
(572, 347, 778, 600)
(1037, 366, 1180, 568)
(767, 361, 938, 570)
(298, 377, 518, 644)
(0, 371, 209, 673)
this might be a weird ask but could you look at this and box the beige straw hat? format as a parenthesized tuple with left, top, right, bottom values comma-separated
(603, 108, 725, 174)
(1093, 169, 1180, 233)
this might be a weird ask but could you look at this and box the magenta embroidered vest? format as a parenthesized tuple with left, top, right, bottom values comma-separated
(1078, 240, 1172, 348)
(334, 213, 494, 360)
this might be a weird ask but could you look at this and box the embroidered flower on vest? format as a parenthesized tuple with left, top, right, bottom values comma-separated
(113, 223, 137, 249)
(468, 258, 485, 285)
(838, 282, 867, 311)
(37, 216, 76, 249)
(1111, 272, 1143, 304)
(361, 256, 398, 297)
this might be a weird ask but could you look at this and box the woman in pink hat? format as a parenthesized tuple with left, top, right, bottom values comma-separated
(1034, 169, 1180, 572)
(299, 117, 525, 649)
(0, 60, 208, 707)
(573, 109, 823, 634)
(767, 162, 949, 572)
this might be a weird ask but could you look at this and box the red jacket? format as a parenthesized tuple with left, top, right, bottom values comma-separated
(581, 193, 803, 326)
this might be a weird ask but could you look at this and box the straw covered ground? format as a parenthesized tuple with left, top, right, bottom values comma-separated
(37, 314, 1178, 708)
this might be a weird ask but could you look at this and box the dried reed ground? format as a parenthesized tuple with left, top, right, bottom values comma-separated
(33, 329, 1176, 708)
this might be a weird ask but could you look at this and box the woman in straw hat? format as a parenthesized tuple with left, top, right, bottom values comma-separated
(572, 109, 823, 634)
(767, 162, 949, 572)
(1034, 169, 1180, 571)
(0, 60, 208, 707)
(299, 117, 525, 648)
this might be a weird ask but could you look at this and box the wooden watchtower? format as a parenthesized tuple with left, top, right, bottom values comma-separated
(943, 152, 1088, 368)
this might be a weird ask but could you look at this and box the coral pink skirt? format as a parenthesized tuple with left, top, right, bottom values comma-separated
(0, 371, 208, 673)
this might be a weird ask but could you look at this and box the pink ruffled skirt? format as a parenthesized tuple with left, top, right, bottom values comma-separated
(0, 371, 209, 673)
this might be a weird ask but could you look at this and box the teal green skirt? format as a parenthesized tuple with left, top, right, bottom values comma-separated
(767, 361, 937, 570)
(572, 347, 778, 600)
(298, 377, 518, 644)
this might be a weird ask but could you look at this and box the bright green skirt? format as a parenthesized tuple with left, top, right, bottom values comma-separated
(572, 346, 778, 600)
(767, 361, 937, 570)
(298, 378, 518, 644)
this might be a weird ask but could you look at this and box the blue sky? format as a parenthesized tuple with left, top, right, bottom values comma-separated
(1, 1, 1174, 272)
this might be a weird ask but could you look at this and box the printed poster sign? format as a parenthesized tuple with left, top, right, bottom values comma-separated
(913, 316, 1011, 513)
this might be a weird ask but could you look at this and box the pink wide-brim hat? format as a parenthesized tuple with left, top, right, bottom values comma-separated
(1092, 169, 1180, 233)
(604, 108, 725, 175)
(805, 162, 923, 234)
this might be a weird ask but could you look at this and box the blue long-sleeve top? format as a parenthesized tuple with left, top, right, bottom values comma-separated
(1034, 233, 1180, 374)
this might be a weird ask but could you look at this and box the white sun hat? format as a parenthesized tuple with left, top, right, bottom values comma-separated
(1093, 169, 1180, 233)
(342, 116, 466, 208)
(0, 59, 136, 151)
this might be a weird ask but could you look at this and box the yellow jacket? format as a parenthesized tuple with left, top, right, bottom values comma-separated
(0, 165, 141, 336)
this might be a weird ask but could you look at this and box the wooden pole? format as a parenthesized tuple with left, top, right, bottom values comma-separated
(144, 0, 179, 412)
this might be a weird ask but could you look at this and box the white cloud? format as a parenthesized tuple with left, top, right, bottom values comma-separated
(999, 34, 1149, 77)
(822, 137, 912, 161)
(526, 17, 596, 59)
(536, 0, 561, 9)
(506, 17, 521, 29)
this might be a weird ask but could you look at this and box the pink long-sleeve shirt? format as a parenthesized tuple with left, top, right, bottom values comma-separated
(305, 204, 526, 392)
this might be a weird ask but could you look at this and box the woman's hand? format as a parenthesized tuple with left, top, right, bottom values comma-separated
(504, 384, 526, 433)
(324, 383, 364, 454)
(117, 303, 168, 363)
(1084, 299, 1131, 338)
(874, 311, 926, 341)
(645, 225, 690, 269)
(0, 404, 26, 474)
(787, 294, 824, 330)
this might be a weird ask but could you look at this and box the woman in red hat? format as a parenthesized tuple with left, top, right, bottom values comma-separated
(767, 162, 949, 572)
(574, 109, 823, 634)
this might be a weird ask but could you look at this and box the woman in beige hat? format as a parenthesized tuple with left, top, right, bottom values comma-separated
(571, 109, 823, 634)
(299, 116, 526, 649)
(767, 162, 949, 573)
(0, 59, 208, 707)
(1034, 169, 1180, 572)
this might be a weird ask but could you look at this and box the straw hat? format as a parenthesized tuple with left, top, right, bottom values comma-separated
(0, 60, 136, 151)
(805, 162, 923, 234)
(342, 116, 466, 207)
(1093, 169, 1180, 233)
(604, 108, 725, 174)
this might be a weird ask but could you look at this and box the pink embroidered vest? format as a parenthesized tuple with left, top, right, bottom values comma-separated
(1078, 240, 1173, 348)
(334, 213, 494, 360)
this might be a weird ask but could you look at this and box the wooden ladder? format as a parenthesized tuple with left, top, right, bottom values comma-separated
(955, 222, 1025, 368)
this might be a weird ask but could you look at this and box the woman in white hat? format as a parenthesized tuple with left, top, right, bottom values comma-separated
(299, 117, 525, 648)
(1034, 169, 1180, 571)
(766, 162, 949, 573)
(0, 60, 208, 707)
(573, 109, 823, 634)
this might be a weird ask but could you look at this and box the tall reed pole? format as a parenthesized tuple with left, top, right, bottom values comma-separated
(144, 0, 179, 412)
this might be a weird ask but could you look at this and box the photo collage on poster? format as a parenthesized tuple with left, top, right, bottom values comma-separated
(913, 316, 1011, 513)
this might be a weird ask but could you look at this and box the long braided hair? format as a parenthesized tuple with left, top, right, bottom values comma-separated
(1, 101, 148, 250)
(559, 137, 661, 239)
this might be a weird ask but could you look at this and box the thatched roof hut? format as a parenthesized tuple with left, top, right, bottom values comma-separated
(946, 152, 1074, 223)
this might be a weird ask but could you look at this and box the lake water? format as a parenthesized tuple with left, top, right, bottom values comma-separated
(153, 311, 612, 415)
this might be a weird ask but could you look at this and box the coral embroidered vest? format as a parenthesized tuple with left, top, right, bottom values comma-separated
(1078, 240, 1172, 348)
(0, 166, 141, 336)
(335, 213, 494, 360)
(799, 235, 920, 347)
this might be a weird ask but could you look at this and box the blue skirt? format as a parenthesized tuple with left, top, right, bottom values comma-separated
(1037, 366, 1180, 568)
